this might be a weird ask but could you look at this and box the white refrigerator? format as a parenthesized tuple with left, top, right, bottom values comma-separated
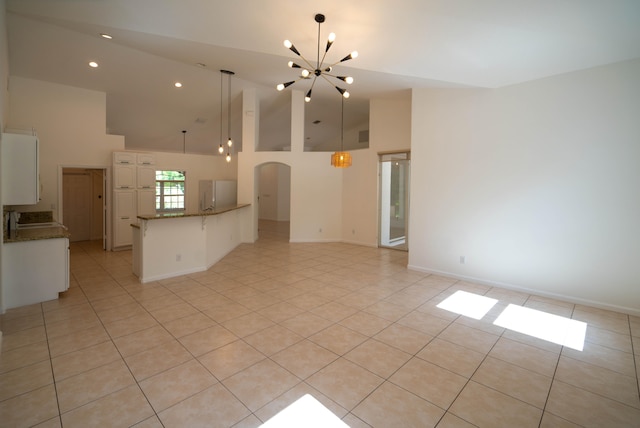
(199, 180, 237, 211)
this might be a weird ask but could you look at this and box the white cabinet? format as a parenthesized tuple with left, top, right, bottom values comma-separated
(137, 153, 156, 166)
(112, 151, 157, 249)
(137, 189, 156, 216)
(137, 166, 156, 189)
(1, 133, 39, 205)
(113, 190, 136, 247)
(113, 151, 136, 165)
(114, 164, 136, 189)
(2, 238, 69, 309)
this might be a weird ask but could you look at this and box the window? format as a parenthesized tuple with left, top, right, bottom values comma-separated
(156, 170, 185, 212)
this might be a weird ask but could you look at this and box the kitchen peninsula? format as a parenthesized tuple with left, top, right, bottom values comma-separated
(132, 204, 250, 283)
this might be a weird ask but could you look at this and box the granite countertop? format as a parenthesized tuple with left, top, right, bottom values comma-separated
(137, 203, 250, 221)
(4, 226, 71, 243)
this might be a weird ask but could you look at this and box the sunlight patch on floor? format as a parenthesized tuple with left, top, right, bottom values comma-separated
(437, 290, 498, 320)
(494, 304, 587, 351)
(260, 394, 349, 428)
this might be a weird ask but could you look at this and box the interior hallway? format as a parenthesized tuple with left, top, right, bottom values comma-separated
(1, 221, 639, 427)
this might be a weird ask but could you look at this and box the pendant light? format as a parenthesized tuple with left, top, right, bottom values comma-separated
(277, 13, 357, 103)
(219, 69, 234, 162)
(331, 97, 352, 168)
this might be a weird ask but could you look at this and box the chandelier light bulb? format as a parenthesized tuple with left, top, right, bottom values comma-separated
(227, 138, 233, 147)
(226, 153, 231, 162)
(328, 33, 336, 43)
(218, 144, 224, 154)
(345, 76, 354, 84)
(343, 91, 350, 98)
(277, 83, 285, 91)
(301, 69, 310, 78)
(351, 51, 359, 59)
(284, 40, 292, 48)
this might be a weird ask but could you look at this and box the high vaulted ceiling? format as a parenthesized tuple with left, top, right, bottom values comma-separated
(5, 0, 640, 154)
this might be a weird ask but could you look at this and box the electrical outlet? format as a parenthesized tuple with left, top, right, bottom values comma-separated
(460, 255, 466, 264)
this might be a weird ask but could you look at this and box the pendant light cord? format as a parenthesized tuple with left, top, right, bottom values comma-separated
(341, 96, 344, 151)
(219, 71, 223, 149)
(227, 72, 232, 145)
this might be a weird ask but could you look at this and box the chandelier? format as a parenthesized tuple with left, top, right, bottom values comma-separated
(277, 13, 357, 102)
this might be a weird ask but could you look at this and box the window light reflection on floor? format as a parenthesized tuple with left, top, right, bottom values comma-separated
(436, 290, 499, 320)
(493, 304, 587, 351)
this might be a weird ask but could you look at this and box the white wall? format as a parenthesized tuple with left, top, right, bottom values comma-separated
(410, 59, 640, 314)
(0, 0, 7, 323)
(8, 77, 125, 219)
(0, 0, 7, 131)
(239, 89, 343, 243)
(342, 91, 412, 247)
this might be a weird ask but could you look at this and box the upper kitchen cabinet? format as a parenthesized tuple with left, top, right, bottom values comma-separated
(136, 153, 156, 166)
(1, 133, 40, 205)
(113, 151, 136, 165)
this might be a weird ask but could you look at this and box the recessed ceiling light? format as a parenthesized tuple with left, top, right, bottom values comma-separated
(174, 82, 183, 88)
(100, 33, 113, 39)
(89, 61, 99, 68)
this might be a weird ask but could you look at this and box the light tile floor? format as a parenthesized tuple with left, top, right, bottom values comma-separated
(1, 221, 639, 427)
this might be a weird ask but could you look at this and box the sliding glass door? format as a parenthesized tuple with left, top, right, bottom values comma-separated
(379, 152, 410, 251)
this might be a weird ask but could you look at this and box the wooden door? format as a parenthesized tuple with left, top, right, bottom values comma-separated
(63, 170, 92, 242)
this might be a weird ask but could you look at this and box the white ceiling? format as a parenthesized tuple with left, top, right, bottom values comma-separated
(5, 0, 640, 154)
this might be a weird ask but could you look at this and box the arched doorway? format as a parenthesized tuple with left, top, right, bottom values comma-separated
(256, 162, 291, 240)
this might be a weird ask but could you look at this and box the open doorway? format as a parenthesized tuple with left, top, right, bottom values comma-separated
(256, 163, 291, 241)
(62, 168, 106, 247)
(379, 152, 410, 251)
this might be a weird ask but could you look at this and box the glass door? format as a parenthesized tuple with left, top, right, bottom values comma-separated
(379, 152, 410, 251)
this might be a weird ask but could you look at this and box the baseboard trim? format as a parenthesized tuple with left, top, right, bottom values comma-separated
(407, 264, 640, 317)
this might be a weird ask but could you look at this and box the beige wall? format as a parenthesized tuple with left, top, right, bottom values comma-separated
(342, 91, 412, 247)
(410, 59, 640, 314)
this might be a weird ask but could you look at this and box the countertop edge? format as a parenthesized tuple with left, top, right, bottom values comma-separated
(4, 226, 71, 243)
(137, 203, 250, 221)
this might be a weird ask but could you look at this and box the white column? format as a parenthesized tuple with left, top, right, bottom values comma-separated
(291, 90, 304, 153)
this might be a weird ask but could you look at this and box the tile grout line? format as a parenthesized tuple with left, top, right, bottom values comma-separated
(41, 300, 64, 428)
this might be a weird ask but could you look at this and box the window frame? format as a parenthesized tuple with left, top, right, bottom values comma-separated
(155, 170, 186, 213)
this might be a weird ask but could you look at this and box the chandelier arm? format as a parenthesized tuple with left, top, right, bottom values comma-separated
(294, 52, 316, 72)
(324, 53, 355, 69)
(319, 73, 340, 88)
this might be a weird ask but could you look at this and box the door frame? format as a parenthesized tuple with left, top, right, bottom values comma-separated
(377, 150, 410, 251)
(58, 165, 112, 250)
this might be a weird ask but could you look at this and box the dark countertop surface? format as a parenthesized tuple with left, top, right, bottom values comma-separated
(4, 226, 71, 243)
(136, 204, 250, 221)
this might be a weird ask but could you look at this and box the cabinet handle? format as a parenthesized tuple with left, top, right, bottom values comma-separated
(120, 186, 130, 189)
(121, 216, 130, 219)
(120, 161, 130, 164)
(142, 186, 151, 189)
